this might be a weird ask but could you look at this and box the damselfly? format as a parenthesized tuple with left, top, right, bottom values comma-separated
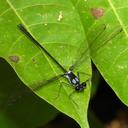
(18, 24, 122, 92)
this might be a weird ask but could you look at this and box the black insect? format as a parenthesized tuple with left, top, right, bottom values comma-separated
(18, 24, 122, 92)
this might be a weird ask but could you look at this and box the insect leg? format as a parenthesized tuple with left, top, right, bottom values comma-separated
(69, 91, 79, 108)
(54, 82, 73, 100)
(78, 71, 91, 77)
(53, 82, 63, 100)
(77, 72, 80, 82)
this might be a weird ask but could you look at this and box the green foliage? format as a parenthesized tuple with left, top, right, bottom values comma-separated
(0, 0, 127, 128)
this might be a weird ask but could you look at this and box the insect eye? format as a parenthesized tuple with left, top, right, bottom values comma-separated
(82, 82, 86, 87)
(75, 86, 80, 90)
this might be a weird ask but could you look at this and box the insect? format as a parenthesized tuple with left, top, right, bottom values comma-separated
(18, 24, 122, 92)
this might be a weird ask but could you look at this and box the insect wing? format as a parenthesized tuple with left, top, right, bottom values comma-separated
(90, 25, 122, 57)
(69, 24, 108, 71)
(31, 74, 65, 91)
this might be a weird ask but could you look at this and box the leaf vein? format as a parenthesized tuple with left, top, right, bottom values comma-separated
(0, 8, 11, 17)
(107, 0, 128, 37)
(16, 3, 68, 11)
(110, 48, 128, 69)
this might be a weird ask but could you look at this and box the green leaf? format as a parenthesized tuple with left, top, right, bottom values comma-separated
(1, 0, 126, 127)
(0, 0, 91, 128)
(89, 1, 128, 105)
(75, 0, 128, 105)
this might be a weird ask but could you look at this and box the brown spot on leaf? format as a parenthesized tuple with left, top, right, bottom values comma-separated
(32, 58, 35, 62)
(9, 55, 20, 63)
(91, 8, 104, 19)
